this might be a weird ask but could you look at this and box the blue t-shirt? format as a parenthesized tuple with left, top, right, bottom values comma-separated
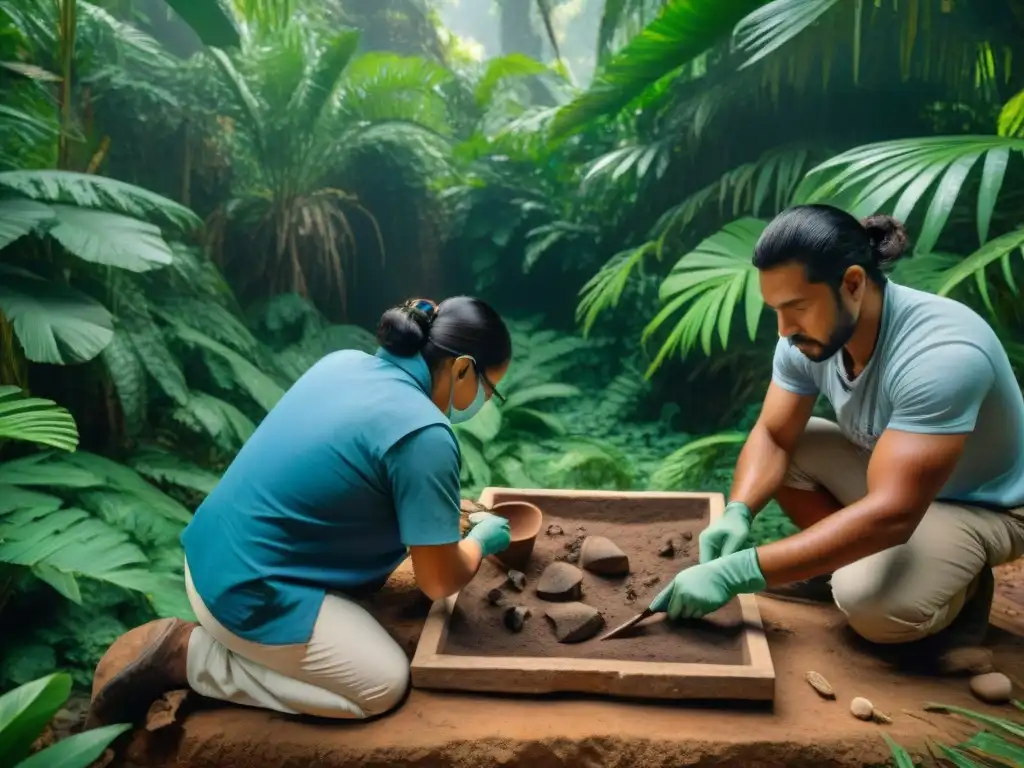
(771, 280, 1024, 508)
(180, 348, 462, 645)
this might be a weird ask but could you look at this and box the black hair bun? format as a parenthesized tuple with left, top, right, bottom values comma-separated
(376, 305, 430, 357)
(862, 214, 910, 265)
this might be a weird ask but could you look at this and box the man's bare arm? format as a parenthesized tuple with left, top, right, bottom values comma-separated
(729, 382, 817, 515)
(754, 428, 968, 585)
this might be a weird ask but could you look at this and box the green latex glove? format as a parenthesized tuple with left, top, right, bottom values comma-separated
(465, 511, 512, 558)
(698, 501, 753, 564)
(649, 548, 766, 620)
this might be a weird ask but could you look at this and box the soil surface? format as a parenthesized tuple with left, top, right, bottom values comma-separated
(107, 561, 1024, 768)
(442, 500, 744, 664)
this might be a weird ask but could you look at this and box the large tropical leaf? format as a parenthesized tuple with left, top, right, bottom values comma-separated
(0, 199, 53, 250)
(47, 205, 174, 272)
(0, 386, 79, 451)
(936, 227, 1024, 314)
(163, 0, 241, 48)
(999, 88, 1024, 138)
(0, 264, 114, 364)
(550, 0, 769, 138)
(0, 170, 201, 231)
(0, 673, 71, 765)
(794, 136, 1024, 252)
(16, 722, 132, 768)
(643, 217, 767, 375)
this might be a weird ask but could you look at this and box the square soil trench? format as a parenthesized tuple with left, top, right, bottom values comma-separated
(411, 488, 776, 702)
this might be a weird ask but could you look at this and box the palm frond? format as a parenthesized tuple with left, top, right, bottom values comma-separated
(937, 227, 1024, 314)
(550, 0, 769, 138)
(337, 52, 453, 135)
(643, 218, 767, 375)
(0, 386, 78, 452)
(576, 243, 656, 336)
(794, 136, 1024, 252)
(162, 0, 241, 48)
(999, 88, 1024, 138)
(732, 0, 845, 70)
(649, 431, 748, 491)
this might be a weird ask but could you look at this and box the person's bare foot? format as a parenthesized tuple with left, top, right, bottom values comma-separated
(86, 618, 196, 728)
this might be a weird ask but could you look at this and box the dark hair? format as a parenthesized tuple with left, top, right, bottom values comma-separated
(752, 204, 909, 286)
(376, 295, 512, 370)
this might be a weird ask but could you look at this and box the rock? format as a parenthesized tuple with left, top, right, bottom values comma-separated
(682, 531, 693, 542)
(487, 587, 505, 605)
(969, 672, 1012, 704)
(579, 536, 630, 576)
(545, 603, 605, 643)
(546, 524, 564, 536)
(504, 606, 531, 633)
(507, 570, 526, 592)
(850, 697, 874, 721)
(658, 539, 676, 558)
(537, 562, 583, 601)
(805, 671, 835, 700)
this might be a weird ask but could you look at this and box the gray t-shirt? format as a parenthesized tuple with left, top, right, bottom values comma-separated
(772, 280, 1024, 508)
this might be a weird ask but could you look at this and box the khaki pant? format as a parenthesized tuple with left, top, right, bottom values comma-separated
(782, 418, 1024, 644)
(183, 559, 409, 719)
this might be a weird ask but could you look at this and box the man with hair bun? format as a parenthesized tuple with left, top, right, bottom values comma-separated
(88, 296, 515, 723)
(651, 203, 1024, 672)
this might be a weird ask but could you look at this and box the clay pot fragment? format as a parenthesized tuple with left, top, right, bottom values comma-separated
(546, 524, 564, 536)
(536, 562, 583, 602)
(545, 603, 605, 643)
(487, 587, 504, 606)
(489, 501, 544, 572)
(579, 536, 630, 576)
(504, 606, 531, 633)
(658, 539, 676, 558)
(507, 570, 526, 592)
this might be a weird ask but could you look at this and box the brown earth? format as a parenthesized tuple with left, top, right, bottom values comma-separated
(443, 504, 744, 663)
(104, 559, 1024, 768)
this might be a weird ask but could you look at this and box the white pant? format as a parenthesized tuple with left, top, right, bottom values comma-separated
(184, 559, 409, 719)
(783, 418, 1024, 644)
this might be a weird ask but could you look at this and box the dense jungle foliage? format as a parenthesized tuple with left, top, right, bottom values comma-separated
(1, 3, 1023, 746)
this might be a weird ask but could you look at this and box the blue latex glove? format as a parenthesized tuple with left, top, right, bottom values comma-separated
(465, 511, 511, 558)
(649, 548, 766, 620)
(699, 501, 753, 564)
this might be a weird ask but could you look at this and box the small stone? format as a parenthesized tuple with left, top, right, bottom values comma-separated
(850, 697, 874, 721)
(487, 587, 504, 605)
(969, 672, 1012, 704)
(681, 531, 693, 542)
(545, 602, 605, 643)
(507, 570, 526, 591)
(503, 605, 531, 633)
(871, 709, 892, 725)
(536, 562, 583, 602)
(658, 539, 676, 558)
(579, 536, 630, 576)
(1006, 608, 1019, 617)
(546, 524, 564, 536)
(805, 671, 835, 700)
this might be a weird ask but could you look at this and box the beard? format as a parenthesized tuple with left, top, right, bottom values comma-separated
(788, 302, 857, 363)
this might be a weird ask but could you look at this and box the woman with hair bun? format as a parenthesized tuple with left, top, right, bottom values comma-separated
(88, 296, 514, 723)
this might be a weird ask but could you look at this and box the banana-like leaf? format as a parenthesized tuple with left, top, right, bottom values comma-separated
(732, 0, 843, 69)
(0, 264, 114, 364)
(643, 218, 767, 375)
(794, 136, 1024, 252)
(0, 672, 71, 765)
(163, 0, 241, 48)
(16, 722, 132, 768)
(550, 0, 770, 138)
(0, 386, 79, 451)
(0, 199, 52, 250)
(47, 204, 173, 272)
(0, 170, 200, 231)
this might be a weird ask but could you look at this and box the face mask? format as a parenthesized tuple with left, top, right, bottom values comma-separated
(447, 356, 486, 424)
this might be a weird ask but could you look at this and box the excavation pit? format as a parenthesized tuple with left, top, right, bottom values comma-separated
(411, 488, 775, 702)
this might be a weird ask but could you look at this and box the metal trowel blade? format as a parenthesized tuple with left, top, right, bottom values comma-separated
(598, 608, 656, 641)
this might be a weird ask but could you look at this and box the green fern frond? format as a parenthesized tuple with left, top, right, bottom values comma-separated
(172, 392, 256, 451)
(576, 243, 656, 336)
(127, 447, 221, 496)
(649, 431, 748, 491)
(0, 387, 78, 451)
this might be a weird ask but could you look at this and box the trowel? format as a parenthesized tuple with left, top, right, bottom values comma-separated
(598, 606, 663, 641)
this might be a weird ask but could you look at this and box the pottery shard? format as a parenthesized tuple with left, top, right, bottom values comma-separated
(536, 562, 583, 602)
(545, 602, 605, 643)
(579, 536, 630, 576)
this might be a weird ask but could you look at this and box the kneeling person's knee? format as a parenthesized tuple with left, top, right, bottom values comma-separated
(353, 648, 410, 718)
(830, 562, 934, 644)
